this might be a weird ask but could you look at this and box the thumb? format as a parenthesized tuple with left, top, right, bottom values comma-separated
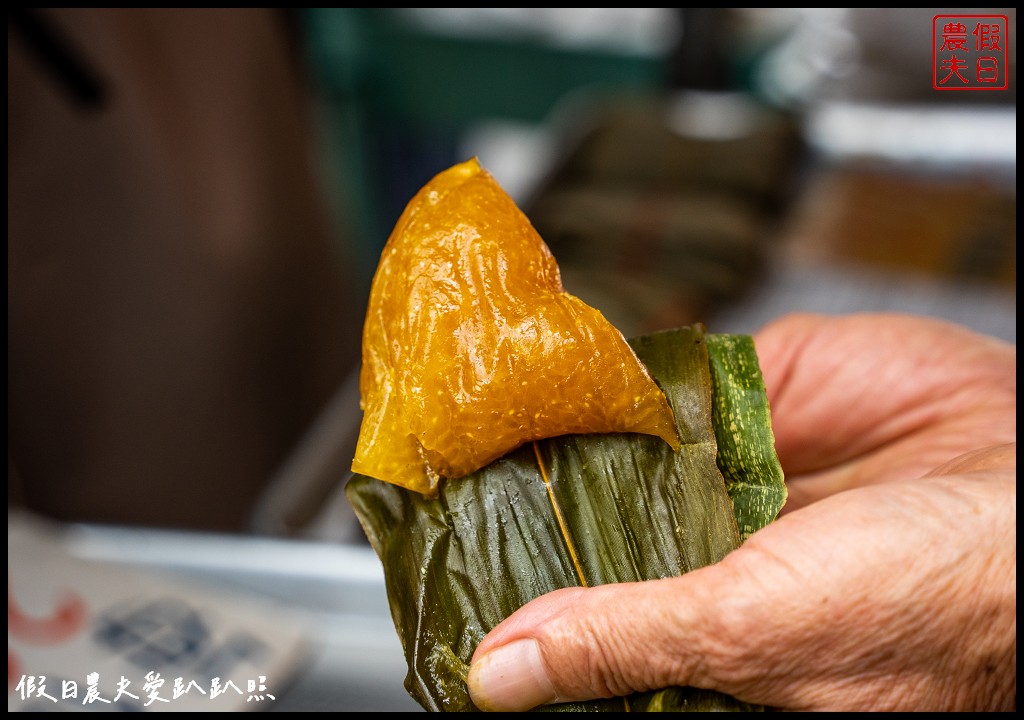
(466, 562, 751, 712)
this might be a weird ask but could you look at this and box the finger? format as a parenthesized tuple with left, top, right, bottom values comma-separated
(467, 561, 754, 711)
(926, 441, 1015, 477)
(753, 313, 1015, 481)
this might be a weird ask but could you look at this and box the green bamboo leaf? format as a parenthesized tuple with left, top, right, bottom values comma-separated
(707, 334, 787, 540)
(347, 327, 779, 712)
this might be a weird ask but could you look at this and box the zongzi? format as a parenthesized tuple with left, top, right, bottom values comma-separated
(346, 158, 786, 712)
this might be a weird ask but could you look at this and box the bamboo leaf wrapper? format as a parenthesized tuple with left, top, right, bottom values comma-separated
(347, 326, 785, 711)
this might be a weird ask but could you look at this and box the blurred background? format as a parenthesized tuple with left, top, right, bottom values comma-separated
(7, 8, 1016, 711)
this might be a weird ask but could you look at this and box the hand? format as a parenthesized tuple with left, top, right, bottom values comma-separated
(466, 313, 1016, 711)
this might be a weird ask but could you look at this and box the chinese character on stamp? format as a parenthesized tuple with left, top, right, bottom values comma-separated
(934, 15, 1009, 90)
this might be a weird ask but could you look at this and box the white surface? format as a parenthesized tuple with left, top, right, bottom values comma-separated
(9, 513, 422, 712)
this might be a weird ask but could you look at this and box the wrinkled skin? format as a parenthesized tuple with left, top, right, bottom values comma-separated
(467, 313, 1016, 711)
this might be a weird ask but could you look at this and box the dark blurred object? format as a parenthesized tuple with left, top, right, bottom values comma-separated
(8, 9, 363, 531)
(668, 8, 733, 91)
(527, 91, 803, 337)
(8, 8, 106, 108)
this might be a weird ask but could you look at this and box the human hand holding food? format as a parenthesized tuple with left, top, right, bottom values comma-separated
(467, 313, 1016, 711)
